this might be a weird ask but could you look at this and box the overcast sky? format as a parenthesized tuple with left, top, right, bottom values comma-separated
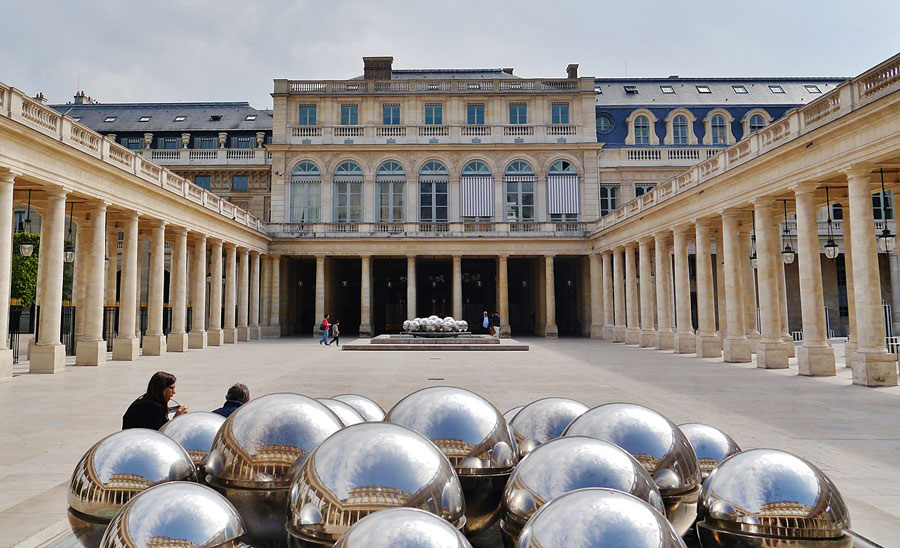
(3, 0, 898, 110)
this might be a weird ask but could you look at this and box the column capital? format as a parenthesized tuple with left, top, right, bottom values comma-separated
(752, 195, 775, 208)
(169, 225, 188, 235)
(638, 236, 653, 245)
(148, 218, 167, 229)
(207, 236, 223, 245)
(842, 166, 873, 179)
(406, 254, 416, 260)
(237, 246, 250, 256)
(249, 249, 260, 258)
(497, 253, 509, 259)
(672, 223, 692, 235)
(0, 167, 22, 182)
(721, 208, 744, 221)
(43, 185, 68, 199)
(624, 241, 637, 250)
(223, 241, 236, 250)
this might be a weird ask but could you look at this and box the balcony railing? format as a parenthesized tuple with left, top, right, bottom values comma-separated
(141, 148, 270, 166)
(267, 221, 592, 238)
(278, 77, 593, 95)
(286, 124, 579, 144)
(601, 146, 728, 168)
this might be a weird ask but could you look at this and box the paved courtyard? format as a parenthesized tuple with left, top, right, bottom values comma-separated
(1, 337, 898, 547)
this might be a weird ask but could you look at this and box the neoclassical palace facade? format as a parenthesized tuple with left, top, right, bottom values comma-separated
(1, 53, 899, 386)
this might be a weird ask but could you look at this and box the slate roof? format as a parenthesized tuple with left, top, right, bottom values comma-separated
(350, 68, 520, 80)
(49, 102, 273, 132)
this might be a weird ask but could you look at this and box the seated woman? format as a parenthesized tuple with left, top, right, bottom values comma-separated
(122, 371, 188, 430)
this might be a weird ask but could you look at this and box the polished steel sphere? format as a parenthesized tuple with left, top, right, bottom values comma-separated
(67, 429, 197, 548)
(564, 403, 701, 536)
(459, 321, 468, 332)
(332, 393, 385, 421)
(286, 422, 466, 547)
(386, 386, 516, 536)
(403, 320, 412, 331)
(677, 423, 741, 482)
(509, 397, 588, 458)
(318, 398, 366, 426)
(515, 488, 686, 548)
(334, 508, 473, 548)
(697, 449, 851, 547)
(501, 437, 664, 547)
(159, 411, 226, 467)
(99, 482, 244, 548)
(503, 406, 523, 424)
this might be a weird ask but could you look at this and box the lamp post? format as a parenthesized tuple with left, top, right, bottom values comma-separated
(63, 202, 75, 264)
(749, 214, 758, 269)
(877, 168, 896, 253)
(781, 200, 795, 265)
(19, 189, 34, 257)
(824, 187, 839, 260)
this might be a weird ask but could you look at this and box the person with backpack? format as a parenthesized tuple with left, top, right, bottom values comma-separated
(318, 314, 330, 345)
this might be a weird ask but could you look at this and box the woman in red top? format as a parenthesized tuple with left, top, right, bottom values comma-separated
(319, 314, 330, 345)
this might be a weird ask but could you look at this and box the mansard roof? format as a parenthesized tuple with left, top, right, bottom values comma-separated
(49, 102, 273, 132)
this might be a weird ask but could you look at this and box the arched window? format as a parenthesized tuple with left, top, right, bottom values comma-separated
(504, 161, 535, 222)
(462, 160, 491, 175)
(376, 161, 406, 223)
(461, 160, 493, 220)
(673, 115, 688, 145)
(333, 161, 363, 223)
(290, 161, 321, 222)
(549, 160, 576, 174)
(749, 114, 766, 133)
(418, 161, 449, 223)
(634, 115, 650, 145)
(547, 160, 579, 222)
(710, 114, 727, 145)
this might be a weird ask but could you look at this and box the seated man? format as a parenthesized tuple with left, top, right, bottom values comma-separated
(212, 383, 250, 418)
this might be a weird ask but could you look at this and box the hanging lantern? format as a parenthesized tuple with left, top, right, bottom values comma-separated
(19, 189, 34, 257)
(63, 202, 75, 264)
(823, 187, 839, 260)
(781, 200, 796, 265)
(877, 169, 896, 254)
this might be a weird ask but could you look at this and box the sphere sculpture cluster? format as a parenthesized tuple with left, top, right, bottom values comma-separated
(68, 390, 852, 548)
(403, 316, 469, 333)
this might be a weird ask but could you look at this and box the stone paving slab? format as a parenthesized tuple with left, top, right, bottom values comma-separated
(0, 337, 897, 547)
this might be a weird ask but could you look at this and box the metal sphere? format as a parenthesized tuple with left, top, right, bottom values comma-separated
(99, 482, 245, 548)
(677, 423, 741, 482)
(697, 449, 851, 547)
(564, 403, 701, 536)
(503, 406, 523, 424)
(444, 316, 455, 323)
(332, 394, 385, 421)
(67, 429, 197, 548)
(159, 412, 226, 468)
(403, 320, 411, 332)
(509, 397, 588, 458)
(334, 508, 473, 548)
(501, 437, 664, 547)
(286, 422, 466, 546)
(317, 398, 366, 427)
(514, 488, 686, 548)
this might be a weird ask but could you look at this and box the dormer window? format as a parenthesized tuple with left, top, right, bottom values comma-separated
(139, 116, 151, 122)
(72, 117, 82, 122)
(245, 114, 258, 121)
(659, 85, 675, 94)
(768, 85, 785, 94)
(696, 85, 712, 94)
(103, 116, 116, 122)
(732, 85, 748, 94)
(624, 85, 639, 94)
(804, 84, 821, 93)
(173, 115, 186, 122)
(210, 115, 222, 121)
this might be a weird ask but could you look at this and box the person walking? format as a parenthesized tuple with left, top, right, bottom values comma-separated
(482, 310, 490, 335)
(319, 314, 330, 345)
(326, 320, 341, 347)
(492, 311, 501, 339)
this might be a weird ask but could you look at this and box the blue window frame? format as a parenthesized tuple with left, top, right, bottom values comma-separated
(195, 175, 211, 190)
(425, 103, 443, 125)
(551, 103, 569, 125)
(231, 175, 249, 191)
(121, 137, 144, 150)
(467, 103, 485, 125)
(195, 137, 217, 149)
(634, 115, 650, 145)
(341, 104, 358, 126)
(158, 137, 179, 149)
(298, 105, 317, 126)
(509, 103, 527, 125)
(383, 104, 400, 125)
(673, 115, 688, 145)
(231, 136, 254, 149)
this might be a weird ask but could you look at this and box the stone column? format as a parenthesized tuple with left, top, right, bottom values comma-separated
(602, 251, 615, 340)
(843, 214, 858, 359)
(237, 248, 250, 341)
(314, 255, 325, 335)
(722, 210, 750, 362)
(113, 212, 140, 361)
(613, 248, 626, 342)
(774, 218, 795, 358)
(654, 233, 674, 350)
(589, 253, 603, 338)
(267, 255, 281, 337)
(75, 201, 109, 366)
(406, 256, 417, 319)
(623, 243, 639, 344)
(359, 255, 372, 337)
(167, 228, 189, 351)
(260, 253, 271, 327)
(794, 187, 836, 375)
(673, 225, 695, 353)
(889, 249, 900, 335)
(452, 255, 463, 319)
(739, 224, 760, 352)
(207, 240, 223, 345)
(188, 234, 207, 349)
(249, 251, 260, 339)
(498, 255, 511, 337)
(754, 197, 789, 368)
(223, 243, 237, 343)
(143, 220, 167, 356)
(638, 239, 655, 347)
(845, 168, 897, 385)
(714, 230, 727, 340)
(0, 173, 14, 377)
(31, 188, 67, 373)
(544, 255, 558, 337)
(73, 217, 89, 344)
(105, 228, 118, 304)
(695, 220, 721, 357)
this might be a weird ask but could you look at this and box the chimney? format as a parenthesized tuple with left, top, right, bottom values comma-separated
(74, 91, 87, 105)
(502, 67, 514, 76)
(566, 64, 579, 79)
(363, 56, 394, 80)
(33, 92, 47, 104)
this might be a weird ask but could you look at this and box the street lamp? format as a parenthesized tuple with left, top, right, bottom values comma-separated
(823, 187, 839, 260)
(63, 202, 75, 264)
(19, 189, 34, 257)
(877, 168, 896, 253)
(781, 200, 795, 265)
(749, 215, 758, 269)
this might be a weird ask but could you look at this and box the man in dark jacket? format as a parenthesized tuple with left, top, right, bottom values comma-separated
(492, 311, 502, 339)
(212, 383, 250, 418)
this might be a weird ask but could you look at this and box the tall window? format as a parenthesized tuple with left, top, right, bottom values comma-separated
(340, 104, 359, 126)
(376, 160, 405, 222)
(231, 136, 253, 149)
(418, 161, 449, 222)
(425, 103, 443, 125)
(548, 160, 578, 222)
(195, 175, 211, 190)
(749, 114, 766, 133)
(600, 185, 619, 216)
(634, 184, 655, 197)
(158, 137, 179, 149)
(461, 160, 493, 220)
(634, 115, 650, 145)
(504, 161, 535, 222)
(383, 104, 400, 125)
(290, 161, 321, 222)
(551, 103, 569, 125)
(673, 115, 688, 145)
(873, 191, 894, 221)
(195, 136, 217, 149)
(121, 137, 144, 150)
(231, 175, 249, 191)
(467, 103, 485, 125)
(710, 114, 727, 145)
(832, 203, 843, 220)
(298, 105, 317, 126)
(333, 161, 363, 223)
(509, 103, 527, 125)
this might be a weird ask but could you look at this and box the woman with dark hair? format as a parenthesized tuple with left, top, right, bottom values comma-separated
(122, 371, 188, 430)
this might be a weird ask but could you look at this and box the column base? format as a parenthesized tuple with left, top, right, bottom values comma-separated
(656, 330, 674, 350)
(624, 327, 641, 345)
(746, 333, 760, 354)
(639, 329, 656, 347)
(260, 325, 281, 338)
(723, 338, 751, 363)
(501, 323, 511, 339)
(142, 335, 167, 357)
(613, 326, 627, 342)
(673, 333, 695, 354)
(237, 326, 250, 342)
(223, 328, 237, 344)
(782, 335, 796, 358)
(168, 332, 189, 352)
(850, 350, 899, 386)
(112, 337, 140, 361)
(798, 345, 836, 376)
(188, 330, 208, 349)
(601, 325, 614, 340)
(757, 340, 789, 369)
(544, 323, 558, 338)
(249, 326, 261, 340)
(590, 324, 604, 339)
(207, 328, 223, 346)
(696, 334, 722, 358)
(75, 340, 107, 366)
(30, 344, 65, 373)
(358, 325, 372, 338)
(0, 349, 13, 380)
(844, 341, 857, 367)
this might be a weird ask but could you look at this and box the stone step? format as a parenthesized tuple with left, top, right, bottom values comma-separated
(341, 343, 529, 351)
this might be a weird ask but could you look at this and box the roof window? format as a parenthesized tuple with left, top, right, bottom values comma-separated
(209, 115, 222, 121)
(139, 116, 151, 122)
(103, 116, 116, 122)
(660, 85, 675, 94)
(245, 114, 257, 121)
(72, 117, 82, 122)
(732, 85, 748, 94)
(173, 115, 186, 122)
(624, 85, 639, 94)
(696, 85, 712, 94)
(804, 84, 821, 93)
(768, 85, 785, 94)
